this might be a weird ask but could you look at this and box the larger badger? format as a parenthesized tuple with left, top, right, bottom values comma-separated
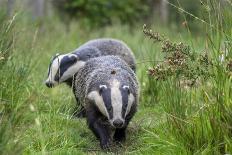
(74, 56, 139, 149)
(45, 38, 136, 88)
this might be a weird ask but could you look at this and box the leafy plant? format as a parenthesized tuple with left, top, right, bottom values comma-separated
(143, 24, 213, 87)
(52, 0, 151, 28)
(142, 0, 232, 153)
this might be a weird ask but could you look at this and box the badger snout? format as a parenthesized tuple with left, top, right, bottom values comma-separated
(44, 79, 55, 88)
(112, 119, 124, 128)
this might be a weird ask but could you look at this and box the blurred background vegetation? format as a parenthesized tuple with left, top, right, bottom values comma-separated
(2, 0, 226, 30)
(0, 0, 231, 154)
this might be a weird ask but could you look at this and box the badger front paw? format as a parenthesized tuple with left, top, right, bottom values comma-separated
(113, 128, 126, 143)
(100, 139, 111, 150)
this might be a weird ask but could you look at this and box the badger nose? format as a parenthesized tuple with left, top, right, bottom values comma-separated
(113, 119, 124, 128)
(45, 81, 54, 88)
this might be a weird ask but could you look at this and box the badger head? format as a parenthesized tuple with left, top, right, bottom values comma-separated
(87, 79, 135, 128)
(45, 47, 101, 88)
(45, 53, 86, 88)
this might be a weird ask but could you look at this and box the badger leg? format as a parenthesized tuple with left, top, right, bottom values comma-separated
(71, 82, 86, 118)
(86, 105, 111, 149)
(114, 127, 126, 143)
(71, 96, 86, 118)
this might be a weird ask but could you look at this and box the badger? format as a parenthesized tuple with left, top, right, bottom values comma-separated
(74, 56, 139, 149)
(45, 38, 136, 88)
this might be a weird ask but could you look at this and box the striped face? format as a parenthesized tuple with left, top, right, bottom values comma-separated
(45, 53, 85, 87)
(87, 79, 135, 128)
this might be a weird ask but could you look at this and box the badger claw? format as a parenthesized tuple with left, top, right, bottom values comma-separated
(100, 139, 111, 150)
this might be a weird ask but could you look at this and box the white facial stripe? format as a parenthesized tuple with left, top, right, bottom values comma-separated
(99, 85, 107, 89)
(51, 58, 59, 80)
(110, 80, 123, 121)
(87, 91, 109, 118)
(59, 61, 86, 82)
(125, 94, 135, 116)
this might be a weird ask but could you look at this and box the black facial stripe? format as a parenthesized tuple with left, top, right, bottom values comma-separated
(101, 88, 113, 119)
(120, 87, 129, 118)
(54, 55, 77, 82)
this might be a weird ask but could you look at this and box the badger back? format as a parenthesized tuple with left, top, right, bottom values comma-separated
(71, 46, 102, 60)
(80, 38, 136, 72)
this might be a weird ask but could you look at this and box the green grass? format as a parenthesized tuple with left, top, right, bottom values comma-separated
(0, 1, 232, 154)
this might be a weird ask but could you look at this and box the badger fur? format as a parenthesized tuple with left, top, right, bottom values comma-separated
(45, 38, 136, 88)
(74, 56, 139, 149)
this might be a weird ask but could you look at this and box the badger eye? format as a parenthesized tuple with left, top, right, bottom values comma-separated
(122, 104, 127, 111)
(123, 85, 130, 94)
(127, 89, 130, 94)
(99, 88, 103, 95)
(108, 106, 113, 113)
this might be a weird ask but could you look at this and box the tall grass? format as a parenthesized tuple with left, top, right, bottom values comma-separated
(0, 11, 26, 154)
(142, 0, 232, 154)
(0, 0, 231, 154)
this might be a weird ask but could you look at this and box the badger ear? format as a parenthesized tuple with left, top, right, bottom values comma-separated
(50, 53, 60, 61)
(99, 85, 107, 95)
(69, 54, 79, 62)
(123, 85, 130, 94)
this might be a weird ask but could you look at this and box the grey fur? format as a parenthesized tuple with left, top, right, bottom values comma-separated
(45, 38, 136, 88)
(74, 56, 139, 107)
(73, 38, 136, 72)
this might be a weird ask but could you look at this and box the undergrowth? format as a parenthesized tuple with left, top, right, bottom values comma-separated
(0, 0, 231, 154)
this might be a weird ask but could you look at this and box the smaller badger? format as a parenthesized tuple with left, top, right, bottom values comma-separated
(74, 56, 139, 149)
(45, 38, 136, 88)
